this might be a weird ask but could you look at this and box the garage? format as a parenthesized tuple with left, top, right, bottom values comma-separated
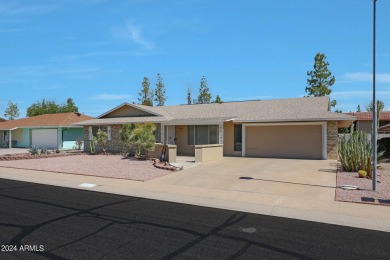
(31, 129, 58, 149)
(244, 124, 324, 160)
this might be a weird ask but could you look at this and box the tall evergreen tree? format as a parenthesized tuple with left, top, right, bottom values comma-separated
(196, 76, 212, 104)
(138, 77, 153, 106)
(187, 86, 192, 105)
(154, 73, 167, 106)
(4, 100, 19, 120)
(357, 104, 361, 112)
(214, 95, 222, 103)
(306, 53, 336, 107)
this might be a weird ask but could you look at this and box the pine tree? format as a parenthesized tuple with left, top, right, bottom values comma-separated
(187, 86, 192, 105)
(214, 95, 222, 103)
(154, 73, 167, 106)
(306, 53, 336, 107)
(4, 100, 19, 120)
(196, 76, 212, 104)
(138, 77, 153, 106)
(357, 105, 361, 112)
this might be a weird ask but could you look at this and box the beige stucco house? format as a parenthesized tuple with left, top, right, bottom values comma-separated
(76, 96, 355, 161)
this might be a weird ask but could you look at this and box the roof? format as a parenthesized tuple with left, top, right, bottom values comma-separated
(379, 123, 390, 132)
(345, 112, 390, 121)
(0, 112, 93, 130)
(76, 96, 356, 127)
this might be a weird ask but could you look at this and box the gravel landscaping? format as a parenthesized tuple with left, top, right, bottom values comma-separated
(336, 160, 390, 206)
(0, 155, 172, 181)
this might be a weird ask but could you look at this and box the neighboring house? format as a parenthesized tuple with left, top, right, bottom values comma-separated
(345, 112, 390, 134)
(0, 112, 93, 149)
(76, 96, 355, 160)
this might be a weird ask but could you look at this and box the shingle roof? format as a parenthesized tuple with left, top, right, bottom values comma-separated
(345, 112, 390, 121)
(0, 112, 93, 130)
(76, 96, 356, 126)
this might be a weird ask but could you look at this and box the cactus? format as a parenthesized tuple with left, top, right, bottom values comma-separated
(338, 131, 384, 178)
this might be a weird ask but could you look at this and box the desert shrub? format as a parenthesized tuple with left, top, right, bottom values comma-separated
(74, 138, 83, 150)
(28, 146, 47, 156)
(378, 137, 390, 157)
(128, 123, 156, 157)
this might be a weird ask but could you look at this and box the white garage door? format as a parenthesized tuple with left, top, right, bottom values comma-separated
(245, 125, 323, 160)
(31, 129, 58, 149)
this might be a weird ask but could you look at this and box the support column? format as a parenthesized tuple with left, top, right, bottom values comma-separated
(9, 130, 12, 148)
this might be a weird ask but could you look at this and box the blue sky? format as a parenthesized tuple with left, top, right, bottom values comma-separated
(0, 0, 389, 117)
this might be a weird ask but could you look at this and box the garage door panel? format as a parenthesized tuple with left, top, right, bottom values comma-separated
(246, 125, 322, 159)
(31, 129, 58, 149)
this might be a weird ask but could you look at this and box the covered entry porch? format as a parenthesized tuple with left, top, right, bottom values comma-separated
(160, 122, 225, 163)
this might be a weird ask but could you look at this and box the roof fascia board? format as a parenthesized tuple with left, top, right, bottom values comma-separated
(234, 118, 356, 123)
(162, 120, 225, 125)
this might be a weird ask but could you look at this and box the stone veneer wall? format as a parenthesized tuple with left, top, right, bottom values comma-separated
(327, 121, 338, 160)
(83, 123, 161, 153)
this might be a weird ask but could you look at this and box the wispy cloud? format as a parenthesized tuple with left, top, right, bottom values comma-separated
(89, 93, 132, 101)
(331, 90, 390, 99)
(51, 50, 148, 62)
(113, 21, 155, 50)
(341, 72, 390, 83)
(0, 1, 56, 16)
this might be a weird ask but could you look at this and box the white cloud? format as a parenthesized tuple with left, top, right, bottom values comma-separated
(89, 94, 132, 101)
(113, 21, 155, 50)
(126, 22, 155, 50)
(341, 72, 390, 83)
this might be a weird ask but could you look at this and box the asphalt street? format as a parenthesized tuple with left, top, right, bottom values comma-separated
(0, 178, 389, 259)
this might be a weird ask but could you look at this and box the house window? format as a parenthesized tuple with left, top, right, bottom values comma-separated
(234, 124, 242, 151)
(188, 125, 218, 145)
(92, 126, 108, 136)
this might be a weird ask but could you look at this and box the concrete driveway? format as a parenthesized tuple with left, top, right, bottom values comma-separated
(151, 157, 337, 201)
(0, 148, 29, 155)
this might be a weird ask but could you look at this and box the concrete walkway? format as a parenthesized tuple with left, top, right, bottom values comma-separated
(0, 157, 389, 232)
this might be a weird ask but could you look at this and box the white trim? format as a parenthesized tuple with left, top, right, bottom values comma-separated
(242, 121, 327, 159)
(107, 126, 112, 141)
(242, 122, 326, 127)
(96, 102, 162, 118)
(218, 123, 223, 144)
(242, 124, 246, 157)
(322, 122, 327, 159)
(8, 130, 12, 148)
(235, 118, 354, 123)
(163, 120, 225, 125)
(161, 124, 165, 144)
(0, 126, 84, 131)
(88, 126, 93, 141)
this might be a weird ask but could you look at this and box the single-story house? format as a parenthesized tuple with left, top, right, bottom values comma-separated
(0, 112, 93, 149)
(75, 96, 355, 160)
(345, 112, 390, 134)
